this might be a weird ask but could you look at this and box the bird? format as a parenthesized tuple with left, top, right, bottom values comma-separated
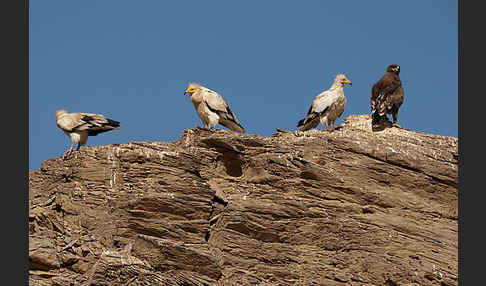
(184, 83, 245, 133)
(297, 74, 352, 132)
(370, 64, 404, 129)
(55, 109, 120, 159)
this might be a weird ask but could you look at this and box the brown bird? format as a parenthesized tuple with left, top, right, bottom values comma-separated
(184, 83, 245, 133)
(370, 64, 404, 129)
(56, 110, 120, 158)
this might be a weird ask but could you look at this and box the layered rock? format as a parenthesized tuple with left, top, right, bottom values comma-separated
(29, 114, 458, 285)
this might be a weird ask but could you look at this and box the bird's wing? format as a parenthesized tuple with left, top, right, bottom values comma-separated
(310, 90, 337, 114)
(58, 113, 120, 135)
(371, 75, 401, 113)
(297, 90, 336, 129)
(56, 113, 86, 132)
(203, 90, 230, 112)
(203, 90, 244, 132)
(386, 86, 404, 107)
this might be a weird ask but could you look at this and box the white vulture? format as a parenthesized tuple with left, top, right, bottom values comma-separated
(297, 74, 352, 132)
(184, 83, 245, 133)
(55, 110, 120, 158)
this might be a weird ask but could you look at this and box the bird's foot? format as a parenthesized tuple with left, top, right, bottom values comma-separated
(205, 125, 215, 132)
(62, 150, 72, 160)
(333, 124, 344, 131)
(372, 122, 387, 132)
(276, 128, 290, 133)
(392, 123, 403, 129)
(327, 123, 335, 133)
(293, 130, 304, 137)
(196, 126, 212, 131)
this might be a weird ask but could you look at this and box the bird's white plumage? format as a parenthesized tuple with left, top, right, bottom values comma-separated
(311, 89, 343, 114)
(298, 74, 351, 131)
(203, 88, 229, 113)
(185, 83, 245, 133)
(55, 110, 120, 158)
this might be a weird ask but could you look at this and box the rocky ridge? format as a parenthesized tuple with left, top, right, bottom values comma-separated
(29, 114, 458, 285)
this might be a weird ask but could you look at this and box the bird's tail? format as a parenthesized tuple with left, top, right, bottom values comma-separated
(85, 117, 120, 136)
(297, 112, 318, 128)
(106, 118, 121, 129)
(371, 112, 381, 125)
(297, 118, 307, 127)
(220, 119, 245, 133)
(298, 114, 321, 131)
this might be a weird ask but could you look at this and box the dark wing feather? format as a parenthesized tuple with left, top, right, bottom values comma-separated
(297, 104, 329, 128)
(205, 102, 245, 133)
(73, 114, 120, 136)
(297, 105, 316, 127)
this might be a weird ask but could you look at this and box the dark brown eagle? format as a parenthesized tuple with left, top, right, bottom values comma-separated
(370, 64, 404, 129)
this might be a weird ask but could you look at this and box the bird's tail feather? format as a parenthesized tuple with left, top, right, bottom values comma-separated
(87, 118, 120, 136)
(220, 119, 245, 133)
(297, 118, 306, 127)
(298, 116, 320, 131)
(106, 118, 120, 128)
(297, 112, 318, 127)
(371, 112, 386, 125)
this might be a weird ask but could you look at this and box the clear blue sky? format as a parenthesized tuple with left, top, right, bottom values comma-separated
(30, 0, 457, 170)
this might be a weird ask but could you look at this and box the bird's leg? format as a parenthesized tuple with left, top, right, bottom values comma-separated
(392, 113, 402, 128)
(329, 120, 335, 132)
(202, 124, 210, 131)
(323, 121, 329, 132)
(76, 143, 81, 151)
(63, 142, 75, 159)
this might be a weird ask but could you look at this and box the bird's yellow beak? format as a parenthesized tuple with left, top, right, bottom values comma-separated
(184, 87, 193, 96)
(392, 66, 400, 72)
(343, 78, 352, 86)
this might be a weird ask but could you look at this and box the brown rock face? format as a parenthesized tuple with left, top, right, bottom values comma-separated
(29, 114, 458, 285)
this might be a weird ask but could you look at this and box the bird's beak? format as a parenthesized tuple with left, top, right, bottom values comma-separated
(184, 88, 191, 96)
(344, 79, 352, 86)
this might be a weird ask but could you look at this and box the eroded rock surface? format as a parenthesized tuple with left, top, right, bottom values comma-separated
(29, 114, 458, 285)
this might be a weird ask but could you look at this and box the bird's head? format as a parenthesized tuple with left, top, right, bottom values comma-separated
(55, 109, 68, 120)
(336, 74, 352, 86)
(387, 64, 400, 75)
(184, 83, 200, 96)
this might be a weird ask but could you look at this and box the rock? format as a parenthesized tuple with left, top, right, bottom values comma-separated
(29, 114, 458, 285)
(29, 237, 60, 271)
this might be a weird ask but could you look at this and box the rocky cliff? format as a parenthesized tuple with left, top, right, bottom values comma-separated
(29, 114, 458, 286)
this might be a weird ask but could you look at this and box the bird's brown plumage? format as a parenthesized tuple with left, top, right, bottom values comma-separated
(370, 64, 404, 127)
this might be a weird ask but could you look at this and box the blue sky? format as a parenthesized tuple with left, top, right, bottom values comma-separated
(30, 0, 457, 170)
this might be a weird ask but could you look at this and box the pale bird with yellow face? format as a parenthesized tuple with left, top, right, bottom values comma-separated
(297, 74, 352, 132)
(184, 83, 245, 133)
(56, 109, 120, 159)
